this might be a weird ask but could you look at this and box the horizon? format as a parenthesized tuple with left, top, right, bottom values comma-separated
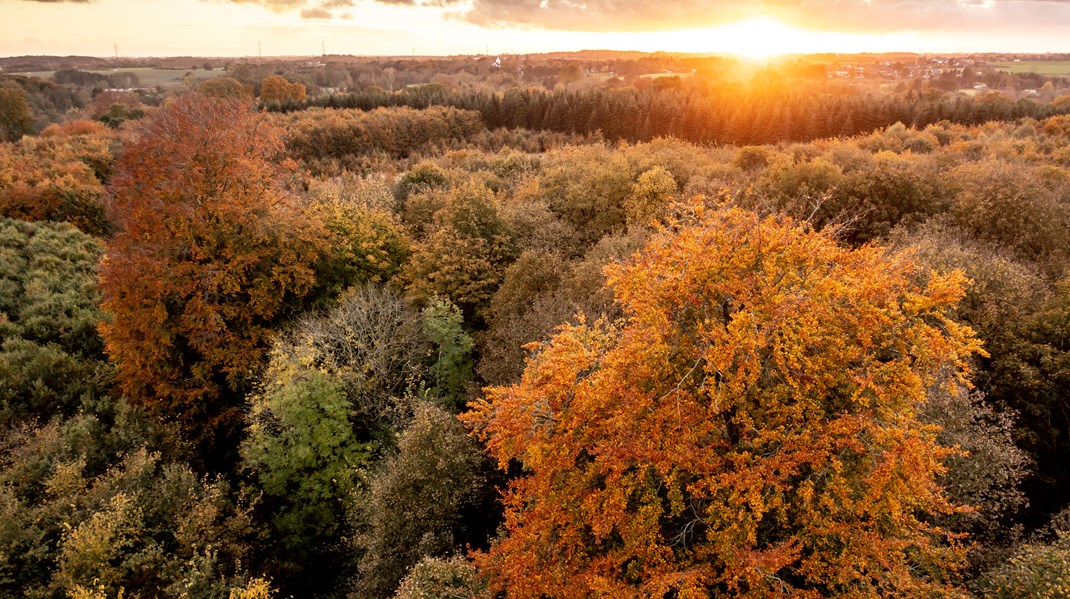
(3, 0, 1070, 59)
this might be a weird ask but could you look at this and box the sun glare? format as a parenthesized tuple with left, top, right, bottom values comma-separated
(712, 16, 801, 58)
(600, 15, 927, 58)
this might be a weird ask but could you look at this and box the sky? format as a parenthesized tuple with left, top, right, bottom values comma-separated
(2, 0, 1069, 57)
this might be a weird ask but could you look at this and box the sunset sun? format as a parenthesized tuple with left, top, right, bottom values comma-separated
(708, 16, 803, 58)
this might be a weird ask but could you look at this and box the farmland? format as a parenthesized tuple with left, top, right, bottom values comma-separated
(20, 66, 226, 88)
(991, 60, 1070, 75)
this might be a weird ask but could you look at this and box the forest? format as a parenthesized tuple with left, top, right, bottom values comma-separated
(2, 54, 1070, 597)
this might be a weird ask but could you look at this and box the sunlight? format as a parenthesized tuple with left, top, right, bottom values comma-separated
(708, 16, 803, 58)
(593, 15, 924, 58)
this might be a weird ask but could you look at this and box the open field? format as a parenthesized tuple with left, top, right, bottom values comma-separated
(991, 61, 1070, 75)
(20, 67, 226, 88)
(639, 71, 695, 79)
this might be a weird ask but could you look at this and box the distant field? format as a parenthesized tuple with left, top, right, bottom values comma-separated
(19, 67, 226, 88)
(638, 71, 694, 79)
(991, 61, 1070, 75)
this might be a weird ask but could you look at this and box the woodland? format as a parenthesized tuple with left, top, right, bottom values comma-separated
(2, 54, 1070, 597)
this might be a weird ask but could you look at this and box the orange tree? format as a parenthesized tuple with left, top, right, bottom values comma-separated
(464, 199, 982, 597)
(100, 95, 321, 468)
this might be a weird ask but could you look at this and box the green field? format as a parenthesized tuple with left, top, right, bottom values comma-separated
(20, 67, 226, 88)
(991, 61, 1070, 75)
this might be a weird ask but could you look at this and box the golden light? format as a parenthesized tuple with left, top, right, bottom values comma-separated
(705, 16, 805, 58)
(597, 14, 928, 58)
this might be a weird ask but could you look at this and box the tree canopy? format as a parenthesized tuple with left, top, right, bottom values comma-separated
(99, 95, 321, 467)
(465, 199, 982, 597)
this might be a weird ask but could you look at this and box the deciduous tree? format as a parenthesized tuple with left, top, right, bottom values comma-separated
(100, 95, 321, 467)
(465, 199, 981, 597)
(259, 75, 306, 105)
(0, 87, 35, 142)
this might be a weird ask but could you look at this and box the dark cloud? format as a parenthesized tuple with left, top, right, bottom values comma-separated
(300, 5, 332, 17)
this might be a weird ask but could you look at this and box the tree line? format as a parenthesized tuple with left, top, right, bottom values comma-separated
(285, 82, 1070, 146)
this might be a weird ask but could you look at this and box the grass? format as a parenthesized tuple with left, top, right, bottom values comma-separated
(990, 61, 1070, 76)
(20, 67, 226, 88)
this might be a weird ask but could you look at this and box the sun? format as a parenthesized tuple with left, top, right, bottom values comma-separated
(621, 16, 815, 57)
(635, 14, 919, 57)
(717, 16, 805, 58)
(684, 16, 803, 58)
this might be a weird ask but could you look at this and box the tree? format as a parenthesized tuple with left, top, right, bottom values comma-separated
(259, 75, 306, 105)
(404, 180, 515, 322)
(393, 555, 488, 599)
(0, 87, 35, 141)
(243, 369, 369, 555)
(978, 506, 1070, 597)
(625, 165, 678, 228)
(197, 76, 253, 100)
(0, 218, 112, 427)
(558, 63, 585, 87)
(0, 134, 112, 235)
(304, 177, 411, 301)
(539, 144, 633, 250)
(241, 284, 428, 594)
(0, 400, 262, 598)
(354, 402, 489, 598)
(99, 95, 321, 468)
(422, 298, 475, 410)
(464, 199, 981, 597)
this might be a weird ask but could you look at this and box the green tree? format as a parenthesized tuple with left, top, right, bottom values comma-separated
(354, 402, 488, 598)
(0, 400, 261, 598)
(242, 284, 428, 594)
(243, 369, 370, 554)
(422, 297, 475, 410)
(0, 87, 35, 141)
(0, 218, 112, 427)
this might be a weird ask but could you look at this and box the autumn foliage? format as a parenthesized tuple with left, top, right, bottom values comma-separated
(0, 129, 114, 235)
(259, 75, 307, 105)
(465, 199, 982, 596)
(99, 95, 321, 462)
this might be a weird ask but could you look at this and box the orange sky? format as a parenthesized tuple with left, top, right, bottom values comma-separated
(1, 0, 1068, 57)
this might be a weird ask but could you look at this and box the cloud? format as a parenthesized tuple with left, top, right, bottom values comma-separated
(455, 0, 1070, 33)
(222, 0, 354, 18)
(202, 0, 1070, 31)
